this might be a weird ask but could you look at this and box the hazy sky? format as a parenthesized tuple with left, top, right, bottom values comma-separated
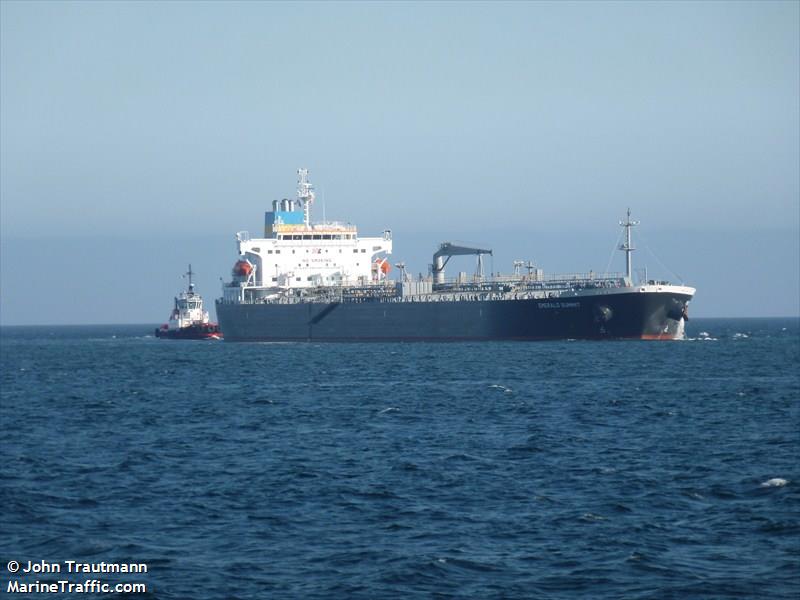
(1, 1, 798, 324)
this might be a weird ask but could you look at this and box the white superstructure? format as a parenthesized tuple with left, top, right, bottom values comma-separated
(166, 266, 211, 329)
(223, 169, 392, 303)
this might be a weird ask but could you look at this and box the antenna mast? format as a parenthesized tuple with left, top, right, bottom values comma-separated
(297, 168, 315, 227)
(619, 208, 639, 282)
(185, 264, 195, 292)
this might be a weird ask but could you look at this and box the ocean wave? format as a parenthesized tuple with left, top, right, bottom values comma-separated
(760, 478, 789, 488)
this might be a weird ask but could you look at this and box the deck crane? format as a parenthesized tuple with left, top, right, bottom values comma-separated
(432, 242, 493, 285)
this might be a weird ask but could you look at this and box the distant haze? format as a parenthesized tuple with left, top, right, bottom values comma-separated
(1, 1, 798, 324)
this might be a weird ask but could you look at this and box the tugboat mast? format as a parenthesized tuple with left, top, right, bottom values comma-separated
(185, 264, 195, 292)
(619, 208, 639, 282)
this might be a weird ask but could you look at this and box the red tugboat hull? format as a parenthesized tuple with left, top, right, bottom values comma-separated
(155, 323, 222, 340)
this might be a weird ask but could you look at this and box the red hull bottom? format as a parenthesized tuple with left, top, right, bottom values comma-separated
(155, 324, 222, 340)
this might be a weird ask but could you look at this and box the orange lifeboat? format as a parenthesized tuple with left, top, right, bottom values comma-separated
(374, 257, 391, 274)
(233, 260, 253, 277)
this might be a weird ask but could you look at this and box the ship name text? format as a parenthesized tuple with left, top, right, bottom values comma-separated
(537, 302, 581, 309)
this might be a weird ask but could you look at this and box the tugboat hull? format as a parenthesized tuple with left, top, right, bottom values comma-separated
(155, 323, 222, 340)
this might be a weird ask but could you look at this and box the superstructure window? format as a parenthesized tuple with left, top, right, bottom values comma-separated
(353, 249, 358, 253)
(361, 249, 366, 253)
(267, 250, 273, 254)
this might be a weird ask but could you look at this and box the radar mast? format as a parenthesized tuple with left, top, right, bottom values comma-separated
(185, 264, 195, 292)
(297, 168, 315, 227)
(619, 208, 639, 283)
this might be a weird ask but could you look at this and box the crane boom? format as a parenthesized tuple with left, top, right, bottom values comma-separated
(432, 242, 492, 284)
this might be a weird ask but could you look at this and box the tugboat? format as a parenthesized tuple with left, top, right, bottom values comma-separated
(155, 265, 222, 340)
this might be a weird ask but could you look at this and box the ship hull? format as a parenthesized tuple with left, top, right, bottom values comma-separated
(155, 324, 222, 340)
(216, 290, 692, 342)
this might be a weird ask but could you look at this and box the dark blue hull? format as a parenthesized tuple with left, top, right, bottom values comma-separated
(216, 291, 692, 342)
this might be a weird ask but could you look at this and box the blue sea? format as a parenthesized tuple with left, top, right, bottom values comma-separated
(1, 318, 798, 599)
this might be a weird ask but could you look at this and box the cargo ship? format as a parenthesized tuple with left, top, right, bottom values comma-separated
(216, 169, 694, 341)
(156, 266, 222, 340)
